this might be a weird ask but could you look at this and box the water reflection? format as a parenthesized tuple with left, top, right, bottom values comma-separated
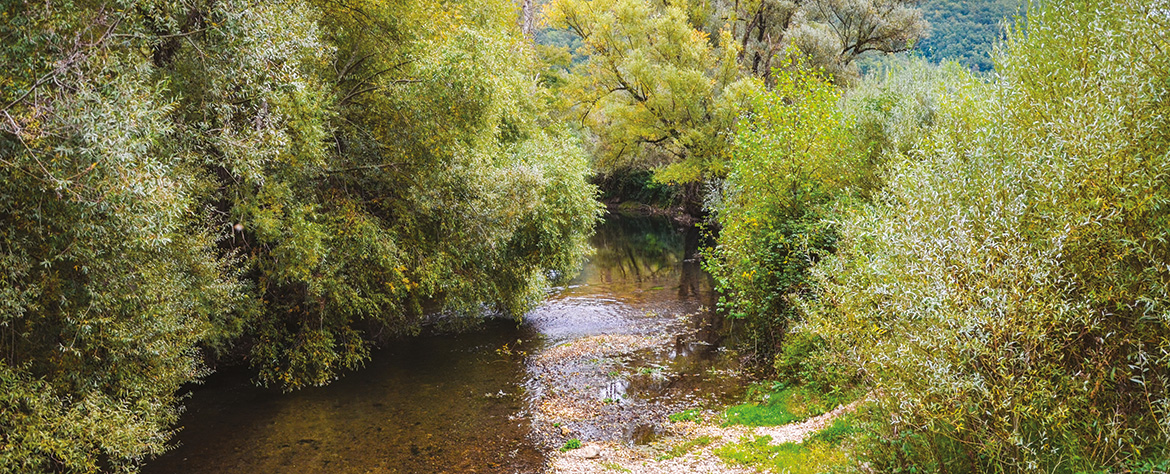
(528, 215, 716, 345)
(566, 215, 709, 301)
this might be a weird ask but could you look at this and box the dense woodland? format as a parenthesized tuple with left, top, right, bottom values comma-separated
(3, 0, 1170, 472)
(917, 0, 1023, 71)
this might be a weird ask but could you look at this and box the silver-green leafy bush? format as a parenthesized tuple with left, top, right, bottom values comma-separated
(804, 1, 1170, 470)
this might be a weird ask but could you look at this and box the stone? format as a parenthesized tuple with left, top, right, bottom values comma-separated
(575, 444, 601, 459)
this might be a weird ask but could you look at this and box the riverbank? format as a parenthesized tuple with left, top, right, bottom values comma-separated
(527, 307, 863, 474)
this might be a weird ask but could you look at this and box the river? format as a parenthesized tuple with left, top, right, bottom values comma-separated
(145, 214, 743, 473)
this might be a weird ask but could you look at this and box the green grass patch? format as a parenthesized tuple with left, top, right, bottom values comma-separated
(809, 414, 859, 444)
(655, 435, 715, 461)
(716, 411, 860, 473)
(668, 409, 701, 423)
(723, 383, 857, 427)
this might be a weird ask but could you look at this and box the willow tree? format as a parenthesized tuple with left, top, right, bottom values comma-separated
(232, 0, 601, 390)
(0, 0, 598, 471)
(705, 0, 926, 84)
(544, 0, 751, 211)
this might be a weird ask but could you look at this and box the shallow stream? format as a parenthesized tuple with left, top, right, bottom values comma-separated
(145, 214, 743, 473)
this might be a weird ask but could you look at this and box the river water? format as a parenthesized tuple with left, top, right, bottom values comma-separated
(145, 214, 741, 474)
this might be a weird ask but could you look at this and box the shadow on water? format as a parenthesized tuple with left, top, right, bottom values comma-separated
(146, 214, 741, 472)
(145, 321, 543, 474)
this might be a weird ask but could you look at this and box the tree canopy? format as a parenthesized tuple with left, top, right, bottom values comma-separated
(0, 0, 599, 471)
(541, 0, 925, 196)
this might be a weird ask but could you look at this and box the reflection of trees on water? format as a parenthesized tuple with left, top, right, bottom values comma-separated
(577, 214, 713, 305)
(678, 225, 703, 298)
(587, 215, 685, 285)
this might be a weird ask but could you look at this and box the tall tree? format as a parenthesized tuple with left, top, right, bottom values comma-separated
(542, 0, 924, 203)
(544, 0, 750, 206)
(708, 0, 926, 84)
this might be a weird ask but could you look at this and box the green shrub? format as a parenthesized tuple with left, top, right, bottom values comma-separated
(708, 55, 962, 363)
(804, 1, 1170, 471)
(705, 58, 861, 356)
(560, 438, 582, 451)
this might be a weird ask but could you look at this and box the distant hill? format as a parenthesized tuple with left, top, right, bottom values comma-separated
(916, 0, 1025, 72)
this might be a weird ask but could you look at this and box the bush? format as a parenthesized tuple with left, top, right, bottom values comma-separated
(804, 1, 1170, 471)
(705, 58, 862, 357)
(708, 55, 962, 363)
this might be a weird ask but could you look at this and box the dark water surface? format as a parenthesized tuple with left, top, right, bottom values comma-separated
(146, 214, 729, 474)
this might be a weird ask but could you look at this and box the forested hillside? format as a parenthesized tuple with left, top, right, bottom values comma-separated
(0, 0, 599, 471)
(918, 0, 1024, 71)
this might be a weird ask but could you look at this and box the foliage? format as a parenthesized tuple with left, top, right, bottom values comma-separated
(772, 331, 854, 392)
(704, 61, 861, 354)
(0, 0, 600, 471)
(708, 54, 968, 371)
(591, 169, 680, 209)
(917, 0, 1024, 72)
(804, 1, 1170, 471)
(542, 0, 750, 190)
(843, 56, 971, 187)
(703, 0, 927, 85)
(541, 0, 927, 203)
